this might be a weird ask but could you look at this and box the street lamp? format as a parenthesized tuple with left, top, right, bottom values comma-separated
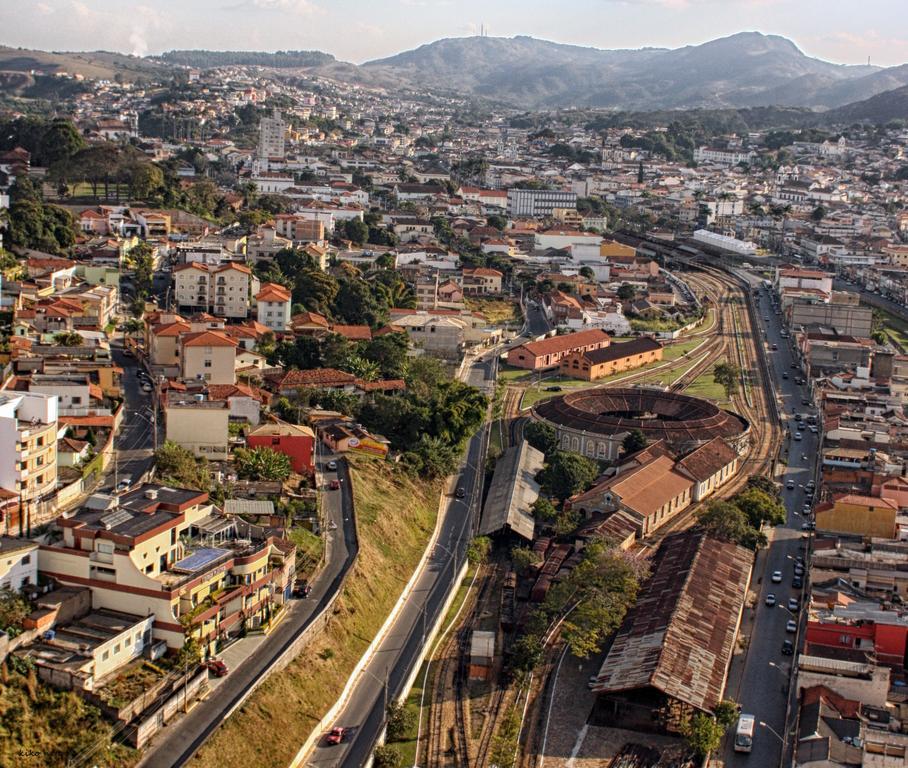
(759, 720, 784, 745)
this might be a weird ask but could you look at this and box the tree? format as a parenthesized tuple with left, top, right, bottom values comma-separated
(467, 536, 492, 565)
(714, 699, 740, 730)
(0, 588, 30, 630)
(579, 266, 594, 280)
(553, 507, 581, 536)
(38, 119, 85, 168)
(332, 278, 385, 326)
(341, 217, 369, 245)
(811, 205, 827, 222)
(293, 268, 339, 316)
(713, 361, 741, 399)
(509, 633, 544, 674)
(622, 429, 647, 454)
(486, 214, 507, 231)
(385, 701, 416, 742)
(616, 284, 637, 301)
(681, 712, 724, 758)
(154, 441, 210, 491)
(746, 475, 779, 499)
(128, 241, 155, 299)
(511, 546, 542, 574)
(361, 332, 409, 379)
(523, 420, 558, 457)
(53, 331, 83, 347)
(372, 745, 403, 768)
(403, 435, 459, 478)
(128, 161, 164, 200)
(696, 500, 766, 550)
(538, 451, 599, 501)
(234, 447, 293, 482)
(734, 486, 786, 528)
(531, 496, 558, 522)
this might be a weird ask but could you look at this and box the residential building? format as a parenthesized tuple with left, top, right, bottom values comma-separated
(246, 422, 315, 474)
(0, 536, 38, 591)
(693, 146, 755, 165)
(0, 392, 58, 510)
(814, 493, 898, 539)
(462, 267, 503, 296)
(255, 282, 292, 332)
(39, 484, 296, 651)
(164, 395, 230, 460)
(258, 108, 287, 159)
(173, 262, 254, 319)
(179, 330, 238, 385)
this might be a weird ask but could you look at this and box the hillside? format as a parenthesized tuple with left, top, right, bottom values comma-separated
(157, 49, 336, 69)
(826, 83, 908, 123)
(0, 46, 167, 82)
(364, 32, 894, 110)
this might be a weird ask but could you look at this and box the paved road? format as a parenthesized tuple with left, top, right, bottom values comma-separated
(724, 275, 818, 765)
(306, 353, 497, 767)
(103, 338, 160, 489)
(834, 278, 908, 325)
(139, 452, 358, 768)
(525, 301, 553, 337)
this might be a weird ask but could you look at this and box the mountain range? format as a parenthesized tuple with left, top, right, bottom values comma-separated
(3, 33, 908, 119)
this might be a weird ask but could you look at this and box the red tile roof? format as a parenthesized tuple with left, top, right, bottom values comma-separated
(180, 330, 238, 348)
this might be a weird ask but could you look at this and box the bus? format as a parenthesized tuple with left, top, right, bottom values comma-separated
(735, 714, 756, 753)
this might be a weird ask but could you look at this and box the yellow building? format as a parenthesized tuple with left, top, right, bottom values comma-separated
(164, 396, 230, 460)
(600, 239, 637, 259)
(0, 392, 58, 506)
(179, 329, 238, 385)
(815, 494, 898, 539)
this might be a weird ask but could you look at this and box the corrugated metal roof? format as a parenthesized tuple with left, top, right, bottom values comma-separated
(224, 499, 276, 517)
(592, 529, 752, 712)
(479, 440, 545, 540)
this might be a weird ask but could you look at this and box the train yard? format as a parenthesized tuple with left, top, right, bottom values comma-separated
(417, 260, 782, 768)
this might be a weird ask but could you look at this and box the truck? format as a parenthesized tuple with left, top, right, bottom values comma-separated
(735, 714, 756, 753)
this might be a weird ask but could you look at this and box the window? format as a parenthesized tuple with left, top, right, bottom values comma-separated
(114, 643, 120, 654)
(102, 650, 109, 661)
(72, 396, 82, 405)
(204, 359, 212, 368)
(22, 554, 30, 565)
(125, 636, 131, 647)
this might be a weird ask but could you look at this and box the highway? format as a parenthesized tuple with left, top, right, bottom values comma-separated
(725, 275, 817, 766)
(306, 352, 498, 767)
(138, 451, 358, 768)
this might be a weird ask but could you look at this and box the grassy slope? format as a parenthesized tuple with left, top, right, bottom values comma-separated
(0, 46, 167, 82)
(188, 456, 440, 768)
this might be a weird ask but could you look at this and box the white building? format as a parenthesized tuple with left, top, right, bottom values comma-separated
(255, 282, 292, 332)
(173, 262, 256, 319)
(0, 537, 38, 591)
(258, 109, 287, 160)
(507, 188, 577, 218)
(0, 392, 59, 507)
(693, 147, 756, 166)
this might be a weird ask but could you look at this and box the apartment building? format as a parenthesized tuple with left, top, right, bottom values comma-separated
(255, 282, 292, 332)
(164, 395, 230, 460)
(178, 330, 237, 385)
(0, 392, 58, 508)
(173, 262, 254, 319)
(39, 484, 296, 652)
(258, 108, 287, 159)
(462, 267, 503, 296)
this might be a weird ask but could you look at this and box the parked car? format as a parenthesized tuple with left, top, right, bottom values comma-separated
(792, 576, 803, 589)
(294, 580, 311, 598)
(765, 593, 777, 607)
(788, 598, 800, 612)
(587, 675, 598, 690)
(786, 480, 795, 490)
(782, 372, 789, 379)
(205, 659, 229, 677)
(455, 487, 466, 499)
(794, 432, 802, 441)
(771, 570, 782, 583)
(786, 620, 797, 633)
(782, 639, 794, 656)
(329, 479, 340, 490)
(545, 385, 563, 392)
(117, 476, 133, 492)
(326, 460, 338, 471)
(325, 727, 346, 745)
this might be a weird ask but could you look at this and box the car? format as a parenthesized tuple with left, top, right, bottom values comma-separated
(325, 727, 346, 745)
(802, 398, 812, 406)
(788, 598, 800, 611)
(205, 659, 229, 677)
(587, 674, 598, 690)
(782, 372, 789, 379)
(455, 487, 466, 499)
(792, 576, 803, 589)
(545, 385, 563, 392)
(794, 432, 802, 441)
(771, 343, 779, 351)
(764, 316, 770, 322)
(786, 480, 795, 490)
(809, 425, 818, 433)
(794, 565, 805, 577)
(786, 619, 797, 633)
(117, 476, 133, 492)
(294, 580, 311, 598)
(765, 593, 777, 607)
(326, 460, 338, 471)
(801, 521, 812, 531)
(329, 479, 340, 490)
(141, 382, 152, 393)
(771, 570, 782, 583)
(782, 639, 794, 656)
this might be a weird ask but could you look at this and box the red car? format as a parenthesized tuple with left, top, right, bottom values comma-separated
(205, 659, 229, 677)
(325, 726, 345, 745)
(329, 479, 340, 490)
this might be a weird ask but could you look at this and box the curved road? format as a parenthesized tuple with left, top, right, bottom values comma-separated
(306, 353, 497, 767)
(138, 453, 358, 768)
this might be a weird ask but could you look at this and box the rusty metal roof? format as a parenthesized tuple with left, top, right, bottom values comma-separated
(534, 388, 748, 448)
(592, 529, 753, 713)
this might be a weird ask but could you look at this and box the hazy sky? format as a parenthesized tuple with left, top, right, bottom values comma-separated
(6, 0, 908, 66)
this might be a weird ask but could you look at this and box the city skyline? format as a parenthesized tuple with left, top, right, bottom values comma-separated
(4, 0, 908, 67)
